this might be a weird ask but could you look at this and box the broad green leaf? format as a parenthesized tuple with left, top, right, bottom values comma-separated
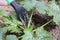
(22, 29, 34, 40)
(0, 27, 7, 34)
(47, 1, 60, 25)
(20, 0, 36, 11)
(35, 27, 52, 40)
(6, 35, 18, 40)
(48, 1, 60, 11)
(47, 1, 60, 16)
(53, 14, 60, 25)
(0, 27, 7, 40)
(36, 1, 47, 14)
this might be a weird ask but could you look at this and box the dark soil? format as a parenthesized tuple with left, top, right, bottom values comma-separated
(32, 14, 60, 40)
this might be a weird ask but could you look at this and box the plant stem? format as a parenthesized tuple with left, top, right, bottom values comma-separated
(33, 19, 53, 32)
(27, 12, 33, 28)
(41, 19, 53, 28)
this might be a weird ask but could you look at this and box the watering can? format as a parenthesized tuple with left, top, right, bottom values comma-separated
(6, 0, 29, 27)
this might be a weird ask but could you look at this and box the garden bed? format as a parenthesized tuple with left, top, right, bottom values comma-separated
(0, 0, 60, 40)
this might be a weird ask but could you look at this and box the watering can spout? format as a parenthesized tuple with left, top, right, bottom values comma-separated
(6, 0, 29, 27)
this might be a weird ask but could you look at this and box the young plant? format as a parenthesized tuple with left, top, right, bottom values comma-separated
(0, 9, 52, 40)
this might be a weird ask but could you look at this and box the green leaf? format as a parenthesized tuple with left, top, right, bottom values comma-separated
(47, 1, 60, 25)
(53, 14, 60, 25)
(3, 16, 12, 25)
(3, 13, 22, 33)
(7, 25, 20, 33)
(22, 29, 34, 40)
(0, 27, 7, 40)
(6, 35, 18, 40)
(9, 12, 17, 20)
(35, 27, 52, 40)
(0, 27, 7, 34)
(48, 1, 60, 11)
(47, 1, 60, 16)
(36, 1, 47, 14)
(20, 0, 36, 11)
(22, 26, 52, 40)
